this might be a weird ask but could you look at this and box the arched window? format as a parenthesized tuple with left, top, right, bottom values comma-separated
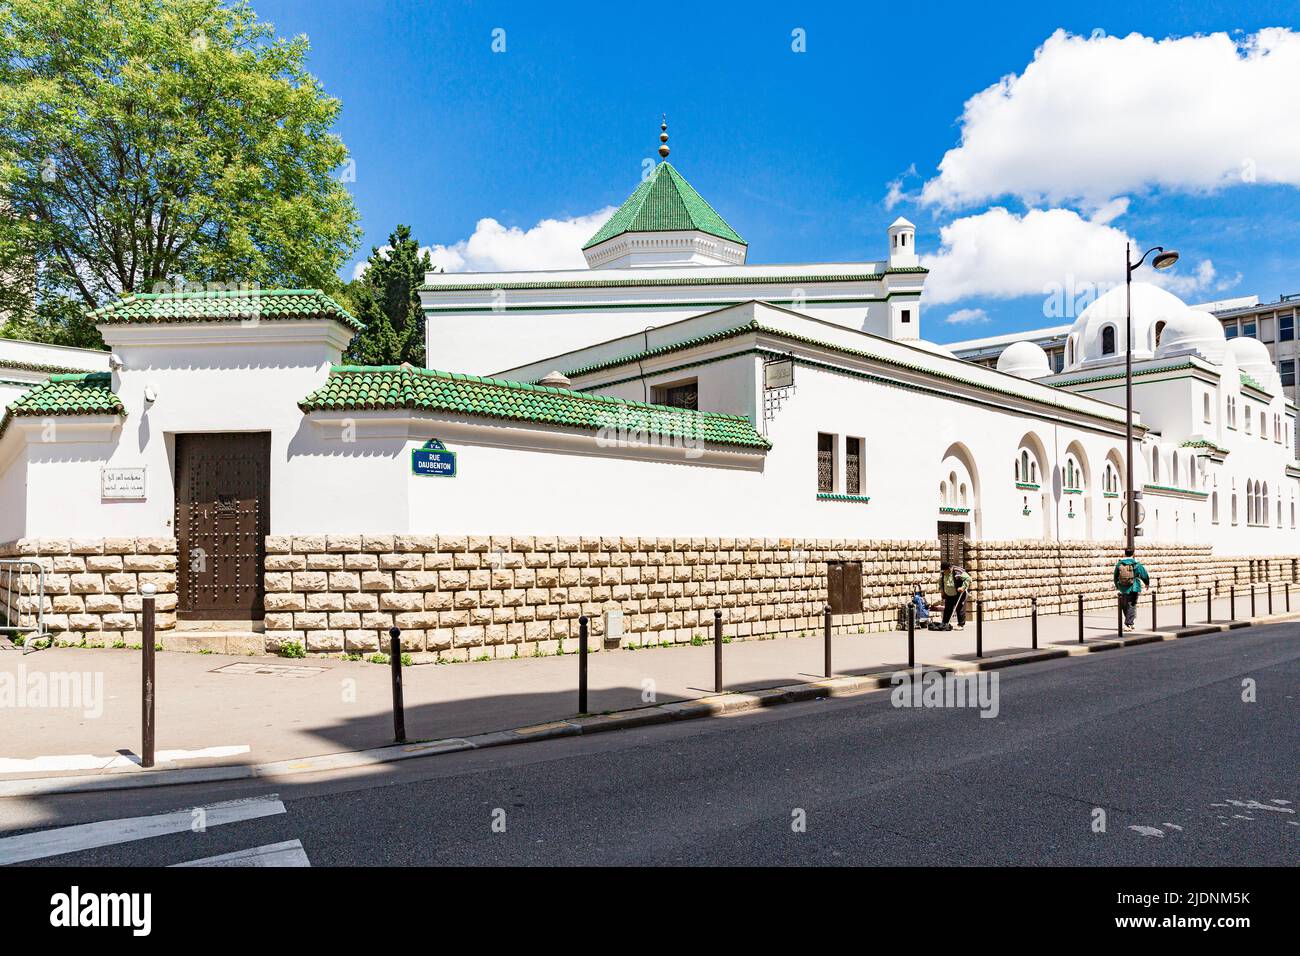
(1151, 449, 1160, 484)
(1101, 325, 1117, 356)
(939, 482, 947, 506)
(1212, 491, 1219, 524)
(1263, 483, 1269, 524)
(1172, 451, 1180, 488)
(1154, 321, 1166, 348)
(960, 483, 968, 507)
(1231, 493, 1238, 525)
(1020, 450, 1029, 483)
(1066, 459, 1074, 490)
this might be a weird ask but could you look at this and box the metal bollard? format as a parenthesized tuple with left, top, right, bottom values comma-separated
(578, 616, 589, 713)
(1230, 586, 1236, 621)
(823, 604, 833, 678)
(389, 627, 406, 743)
(1117, 595, 1124, 636)
(907, 603, 915, 669)
(141, 583, 156, 769)
(1181, 589, 1187, 628)
(1077, 594, 1084, 644)
(1151, 588, 1157, 630)
(1250, 585, 1256, 617)
(1206, 587, 1213, 624)
(1287, 584, 1292, 613)
(976, 599, 984, 658)
(714, 610, 723, 693)
(1268, 583, 1273, 614)
(1031, 597, 1038, 649)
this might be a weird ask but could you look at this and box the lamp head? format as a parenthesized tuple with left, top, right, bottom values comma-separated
(1151, 249, 1180, 270)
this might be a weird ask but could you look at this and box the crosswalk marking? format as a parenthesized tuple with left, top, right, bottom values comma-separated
(0, 793, 284, 865)
(172, 839, 311, 867)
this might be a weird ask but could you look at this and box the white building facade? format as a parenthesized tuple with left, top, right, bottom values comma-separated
(1, 151, 1297, 655)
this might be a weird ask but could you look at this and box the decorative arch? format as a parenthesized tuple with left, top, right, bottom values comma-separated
(1100, 324, 1117, 356)
(939, 441, 981, 538)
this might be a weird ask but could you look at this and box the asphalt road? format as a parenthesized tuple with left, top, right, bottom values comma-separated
(3, 623, 1297, 866)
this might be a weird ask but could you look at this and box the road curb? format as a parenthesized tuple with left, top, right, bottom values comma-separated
(3, 610, 1295, 797)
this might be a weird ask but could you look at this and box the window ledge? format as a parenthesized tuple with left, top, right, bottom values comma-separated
(817, 493, 870, 504)
(1015, 482, 1040, 491)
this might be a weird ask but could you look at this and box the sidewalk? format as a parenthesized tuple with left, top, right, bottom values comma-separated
(1, 593, 1296, 790)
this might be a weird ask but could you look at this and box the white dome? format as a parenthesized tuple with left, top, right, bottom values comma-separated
(1065, 282, 1190, 370)
(997, 340, 1052, 379)
(1227, 336, 1277, 387)
(1154, 309, 1227, 364)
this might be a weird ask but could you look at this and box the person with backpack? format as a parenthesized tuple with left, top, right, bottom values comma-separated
(938, 561, 971, 630)
(1114, 555, 1150, 629)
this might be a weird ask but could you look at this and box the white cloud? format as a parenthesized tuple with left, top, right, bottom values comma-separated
(920, 205, 1220, 306)
(351, 208, 616, 280)
(944, 308, 989, 325)
(884, 163, 917, 210)
(921, 28, 1300, 210)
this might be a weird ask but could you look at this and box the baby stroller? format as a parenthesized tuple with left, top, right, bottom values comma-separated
(897, 586, 931, 630)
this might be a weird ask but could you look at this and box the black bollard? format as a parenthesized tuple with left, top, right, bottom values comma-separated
(1151, 588, 1157, 630)
(1117, 595, 1124, 637)
(1206, 586, 1213, 624)
(1268, 583, 1273, 614)
(1230, 585, 1236, 621)
(976, 599, 984, 658)
(1031, 597, 1038, 649)
(714, 610, 723, 693)
(907, 603, 915, 669)
(578, 616, 589, 713)
(141, 584, 156, 769)
(823, 604, 833, 678)
(389, 627, 406, 743)
(1077, 594, 1084, 644)
(1250, 585, 1256, 617)
(1181, 589, 1187, 628)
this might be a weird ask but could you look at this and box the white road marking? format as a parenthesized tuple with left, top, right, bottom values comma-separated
(0, 745, 250, 774)
(172, 839, 310, 868)
(0, 793, 284, 865)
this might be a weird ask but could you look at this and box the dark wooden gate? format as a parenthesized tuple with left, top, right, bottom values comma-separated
(938, 521, 967, 568)
(827, 560, 862, 615)
(175, 433, 270, 619)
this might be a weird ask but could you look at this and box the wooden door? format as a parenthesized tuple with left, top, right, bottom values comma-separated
(938, 521, 967, 568)
(175, 433, 270, 619)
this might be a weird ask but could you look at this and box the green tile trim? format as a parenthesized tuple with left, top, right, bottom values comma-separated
(1142, 483, 1209, 499)
(299, 364, 770, 450)
(0, 372, 125, 440)
(1239, 371, 1271, 397)
(1015, 482, 1041, 491)
(89, 288, 362, 332)
(0, 357, 103, 375)
(1180, 438, 1229, 455)
(817, 493, 871, 503)
(420, 267, 928, 293)
(583, 162, 746, 249)
(938, 506, 970, 514)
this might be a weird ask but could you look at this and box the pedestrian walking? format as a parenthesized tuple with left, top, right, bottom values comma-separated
(938, 561, 971, 630)
(1114, 555, 1150, 629)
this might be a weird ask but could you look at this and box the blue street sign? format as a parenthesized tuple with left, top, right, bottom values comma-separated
(412, 443, 457, 477)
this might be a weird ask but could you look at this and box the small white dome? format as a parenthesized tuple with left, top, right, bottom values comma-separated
(1065, 282, 1190, 370)
(1227, 336, 1277, 388)
(1154, 309, 1227, 364)
(997, 340, 1052, 379)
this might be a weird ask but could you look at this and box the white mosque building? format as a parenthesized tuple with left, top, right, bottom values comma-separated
(1, 128, 1296, 654)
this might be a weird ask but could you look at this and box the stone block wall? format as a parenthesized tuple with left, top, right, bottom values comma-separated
(264, 534, 941, 659)
(0, 537, 178, 640)
(965, 541, 1300, 619)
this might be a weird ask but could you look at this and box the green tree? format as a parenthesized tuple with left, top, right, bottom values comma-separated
(347, 225, 430, 366)
(0, 0, 361, 348)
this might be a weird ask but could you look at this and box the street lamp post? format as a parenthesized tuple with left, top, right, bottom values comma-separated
(1124, 244, 1180, 556)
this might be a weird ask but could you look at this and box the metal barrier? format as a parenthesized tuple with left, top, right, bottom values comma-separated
(0, 559, 48, 653)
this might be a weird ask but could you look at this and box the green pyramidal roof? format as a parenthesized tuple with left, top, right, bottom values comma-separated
(583, 162, 745, 250)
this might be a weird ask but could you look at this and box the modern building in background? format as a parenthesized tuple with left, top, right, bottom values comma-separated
(949, 292, 1298, 418)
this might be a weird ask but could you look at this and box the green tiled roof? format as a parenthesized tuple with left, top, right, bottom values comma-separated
(0, 372, 125, 439)
(1239, 371, 1271, 396)
(88, 288, 362, 332)
(584, 162, 745, 250)
(299, 364, 770, 450)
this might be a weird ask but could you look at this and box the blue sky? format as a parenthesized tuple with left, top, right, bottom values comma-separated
(257, 0, 1300, 342)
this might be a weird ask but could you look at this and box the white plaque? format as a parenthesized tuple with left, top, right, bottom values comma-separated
(764, 358, 795, 389)
(101, 466, 147, 500)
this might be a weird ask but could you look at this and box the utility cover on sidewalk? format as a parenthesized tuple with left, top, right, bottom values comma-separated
(212, 662, 330, 678)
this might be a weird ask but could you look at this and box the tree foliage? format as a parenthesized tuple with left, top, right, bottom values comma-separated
(347, 225, 430, 366)
(0, 0, 361, 347)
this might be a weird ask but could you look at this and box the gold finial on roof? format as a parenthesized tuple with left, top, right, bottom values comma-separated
(658, 115, 670, 159)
